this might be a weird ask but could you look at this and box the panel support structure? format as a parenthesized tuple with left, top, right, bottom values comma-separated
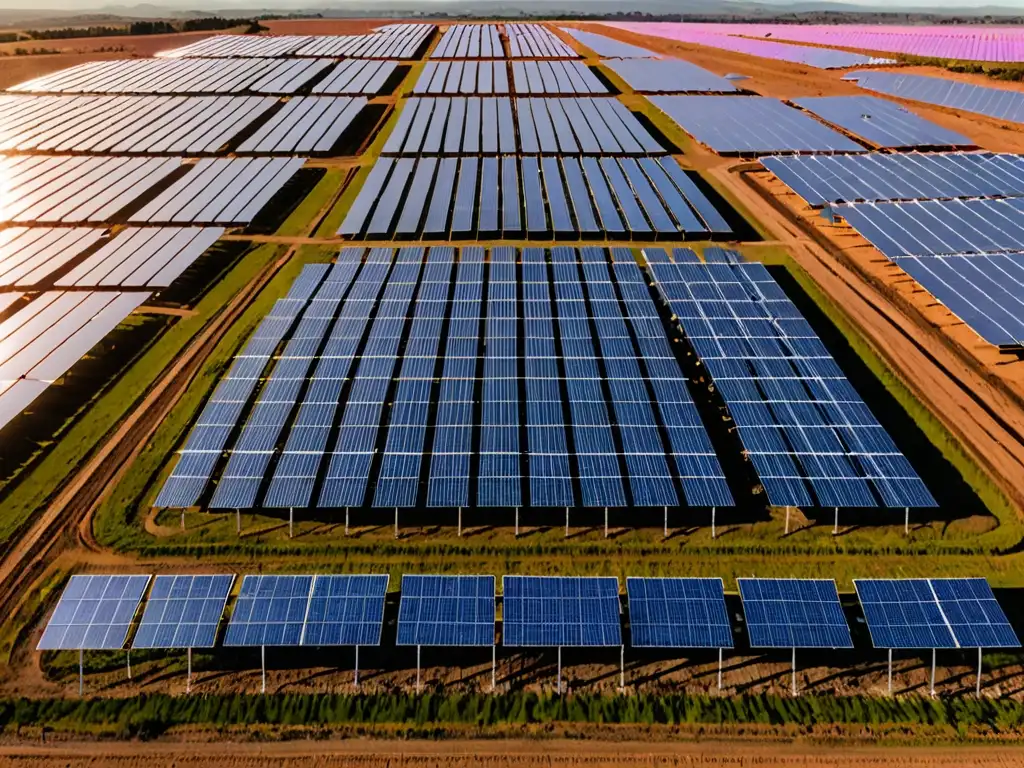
(127, 649, 131, 681)
(905, 508, 910, 536)
(557, 646, 562, 694)
(619, 644, 624, 689)
(565, 508, 569, 538)
(395, 508, 399, 540)
(711, 507, 716, 539)
(416, 645, 421, 692)
(345, 507, 350, 536)
(289, 508, 294, 538)
(355, 645, 360, 687)
(261, 645, 266, 695)
(663, 506, 668, 539)
(833, 507, 839, 535)
(791, 647, 797, 696)
(977, 647, 983, 697)
(888, 648, 892, 695)
(515, 508, 519, 538)
(187, 647, 193, 694)
(492, 645, 497, 692)
(79, 648, 84, 697)
(718, 648, 723, 692)
(930, 648, 936, 697)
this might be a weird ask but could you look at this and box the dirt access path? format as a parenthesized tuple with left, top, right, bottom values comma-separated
(2, 738, 1023, 767)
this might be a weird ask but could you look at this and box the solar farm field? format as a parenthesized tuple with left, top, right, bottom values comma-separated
(2, 17, 1024, 759)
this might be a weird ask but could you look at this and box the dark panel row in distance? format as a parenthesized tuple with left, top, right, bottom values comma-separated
(338, 156, 729, 239)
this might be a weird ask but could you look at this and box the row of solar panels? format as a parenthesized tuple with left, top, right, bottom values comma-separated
(38, 573, 1019, 654)
(154, 246, 929, 513)
(155, 247, 733, 511)
(338, 156, 729, 239)
(431, 24, 503, 59)
(411, 60, 605, 96)
(0, 156, 302, 225)
(157, 25, 434, 60)
(558, 27, 657, 59)
(383, 97, 662, 157)
(0, 95, 371, 155)
(0, 227, 222, 289)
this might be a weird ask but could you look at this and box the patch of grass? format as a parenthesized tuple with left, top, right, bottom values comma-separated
(898, 55, 1024, 83)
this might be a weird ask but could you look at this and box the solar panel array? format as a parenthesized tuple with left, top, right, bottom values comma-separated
(413, 61, 510, 95)
(558, 27, 657, 58)
(0, 291, 150, 432)
(131, 575, 234, 649)
(37, 575, 150, 651)
(651, 96, 865, 155)
(129, 157, 304, 224)
(506, 24, 578, 58)
(155, 247, 733, 510)
(157, 35, 312, 59)
(647, 252, 935, 509)
(432, 24, 503, 58)
(627, 577, 733, 648)
(762, 152, 1024, 208)
(10, 58, 333, 95)
(157, 25, 433, 60)
(503, 576, 622, 647)
(55, 227, 224, 288)
(848, 70, 1024, 126)
(793, 96, 971, 150)
(0, 156, 181, 223)
(738, 578, 853, 649)
(604, 59, 738, 94)
(237, 97, 369, 154)
(0, 94, 276, 154)
(310, 60, 398, 95)
(223, 575, 313, 646)
(512, 61, 606, 95)
(302, 574, 389, 646)
(382, 96, 661, 156)
(397, 575, 496, 646)
(854, 578, 1020, 649)
(839, 198, 1024, 258)
(0, 228, 105, 287)
(337, 156, 730, 239)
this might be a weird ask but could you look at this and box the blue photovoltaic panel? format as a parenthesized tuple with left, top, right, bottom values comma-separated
(302, 574, 389, 646)
(762, 153, 1024, 208)
(793, 96, 971, 150)
(131, 574, 234, 649)
(605, 58, 737, 94)
(503, 576, 621, 647)
(646, 253, 935, 510)
(223, 575, 313, 647)
(38, 575, 150, 651)
(397, 574, 495, 646)
(626, 577, 733, 649)
(651, 96, 864, 155)
(855, 578, 1020, 650)
(849, 70, 1024, 126)
(558, 27, 656, 58)
(738, 578, 853, 649)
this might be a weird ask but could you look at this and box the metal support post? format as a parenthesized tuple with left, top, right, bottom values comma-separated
(416, 645, 421, 692)
(977, 647, 983, 697)
(236, 509, 241, 535)
(785, 507, 790, 535)
(261, 645, 266, 695)
(394, 508, 399, 539)
(187, 647, 192, 694)
(355, 645, 360, 687)
(718, 647, 723, 691)
(791, 647, 797, 696)
(930, 648, 936, 697)
(711, 507, 716, 539)
(289, 507, 294, 538)
(127, 649, 131, 680)
(557, 646, 562, 694)
(888, 648, 892, 695)
(345, 507, 349, 536)
(604, 508, 609, 538)
(79, 648, 83, 697)
(620, 645, 624, 689)
(181, 510, 185, 531)
(565, 507, 569, 538)
(905, 507, 910, 535)
(663, 506, 668, 539)
(515, 508, 519, 538)
(833, 507, 839, 535)
(492, 645, 496, 691)
(458, 507, 462, 537)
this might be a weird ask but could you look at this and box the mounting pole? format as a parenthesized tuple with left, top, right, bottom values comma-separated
(458, 507, 462, 537)
(833, 507, 839, 535)
(355, 645, 360, 687)
(785, 507, 790, 535)
(565, 507, 569, 538)
(905, 507, 910, 535)
(604, 508, 609, 538)
(977, 647, 983, 697)
(261, 645, 266, 694)
(888, 648, 892, 695)
(187, 647, 192, 694)
(930, 648, 936, 697)
(416, 645, 421, 692)
(345, 507, 350, 536)
(181, 510, 185, 531)
(289, 508, 294, 538)
(620, 644, 624, 689)
(236, 509, 241, 535)
(394, 508, 399, 539)
(711, 507, 716, 539)
(557, 646, 562, 694)
(515, 507, 519, 538)
(492, 645, 496, 691)
(127, 649, 131, 680)
(791, 647, 797, 696)
(79, 648, 84, 697)
(663, 506, 668, 539)
(718, 647, 723, 691)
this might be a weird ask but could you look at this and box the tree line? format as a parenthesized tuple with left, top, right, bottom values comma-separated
(21, 18, 265, 41)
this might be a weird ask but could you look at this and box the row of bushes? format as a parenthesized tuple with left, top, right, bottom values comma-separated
(22, 18, 265, 41)
(901, 56, 1024, 82)
(3, 692, 1024, 737)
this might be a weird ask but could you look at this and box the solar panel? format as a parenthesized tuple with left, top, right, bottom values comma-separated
(855, 578, 1020, 650)
(503, 576, 621, 647)
(558, 27, 656, 58)
(627, 577, 733, 648)
(793, 96, 971, 150)
(302, 574, 389, 646)
(131, 575, 234, 649)
(38, 575, 150, 651)
(397, 575, 495, 646)
(223, 575, 313, 647)
(738, 578, 853, 649)
(506, 23, 579, 58)
(650, 96, 864, 155)
(604, 59, 737, 94)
